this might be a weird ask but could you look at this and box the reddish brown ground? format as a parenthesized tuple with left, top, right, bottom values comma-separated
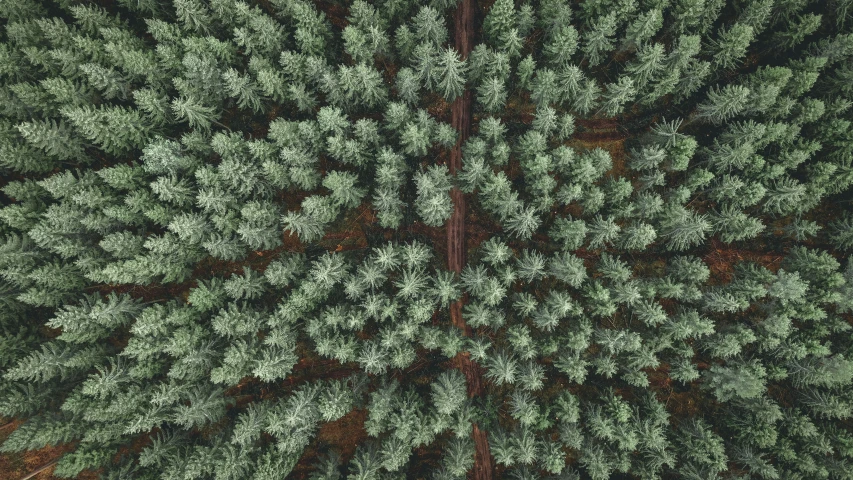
(0, 420, 98, 480)
(446, 0, 495, 478)
(703, 237, 785, 283)
(315, 409, 368, 460)
(573, 117, 631, 142)
(288, 409, 369, 479)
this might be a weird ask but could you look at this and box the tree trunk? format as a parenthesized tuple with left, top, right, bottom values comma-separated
(448, 1, 494, 479)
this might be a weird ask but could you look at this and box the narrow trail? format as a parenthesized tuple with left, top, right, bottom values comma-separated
(447, 0, 494, 478)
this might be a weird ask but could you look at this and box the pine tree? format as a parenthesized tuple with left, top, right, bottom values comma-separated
(703, 359, 768, 402)
(582, 13, 618, 66)
(709, 23, 754, 70)
(624, 43, 665, 89)
(505, 205, 542, 240)
(599, 76, 636, 116)
(485, 350, 519, 385)
(544, 25, 579, 66)
(617, 221, 657, 250)
(431, 370, 467, 416)
(414, 165, 453, 227)
(477, 76, 508, 112)
(16, 119, 87, 161)
(773, 13, 823, 49)
(435, 47, 467, 101)
(170, 96, 219, 132)
(3, 2, 853, 479)
(413, 5, 448, 46)
(60, 105, 152, 154)
(659, 204, 711, 251)
(696, 85, 751, 123)
(222, 68, 264, 113)
(710, 205, 765, 243)
(483, 0, 517, 46)
(622, 9, 663, 50)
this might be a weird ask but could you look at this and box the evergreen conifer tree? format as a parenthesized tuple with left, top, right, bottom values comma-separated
(2, 1, 853, 479)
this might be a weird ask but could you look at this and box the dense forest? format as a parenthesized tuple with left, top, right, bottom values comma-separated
(1, 0, 853, 478)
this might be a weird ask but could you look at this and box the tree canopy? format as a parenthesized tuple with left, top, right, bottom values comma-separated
(1, 0, 853, 479)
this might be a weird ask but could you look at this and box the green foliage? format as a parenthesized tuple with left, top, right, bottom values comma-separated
(709, 23, 754, 70)
(704, 359, 768, 402)
(414, 164, 454, 227)
(477, 76, 508, 112)
(623, 9, 663, 50)
(171, 96, 219, 132)
(4, 342, 106, 384)
(659, 204, 711, 251)
(829, 214, 853, 250)
(677, 418, 729, 476)
(599, 76, 636, 116)
(549, 251, 587, 287)
(485, 350, 519, 386)
(431, 370, 467, 416)
(544, 25, 579, 66)
(435, 47, 467, 101)
(483, 0, 518, 47)
(60, 105, 152, 154)
(278, 0, 332, 55)
(0, 412, 86, 453)
(697, 84, 751, 123)
(16, 119, 87, 161)
(582, 13, 618, 67)
(2, 3, 853, 479)
(46, 292, 141, 344)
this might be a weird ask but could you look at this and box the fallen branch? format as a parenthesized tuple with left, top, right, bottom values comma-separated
(19, 459, 59, 480)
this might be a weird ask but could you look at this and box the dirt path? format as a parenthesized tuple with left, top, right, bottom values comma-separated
(447, 0, 494, 478)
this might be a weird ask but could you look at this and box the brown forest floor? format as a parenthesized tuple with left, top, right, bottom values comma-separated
(0, 419, 96, 480)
